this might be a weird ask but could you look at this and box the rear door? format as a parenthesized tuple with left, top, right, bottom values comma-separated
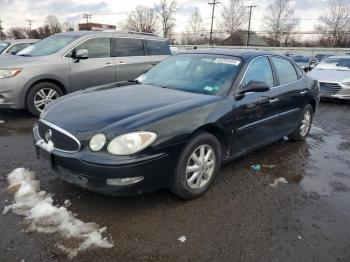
(270, 56, 304, 133)
(69, 37, 115, 91)
(231, 56, 281, 156)
(113, 38, 150, 82)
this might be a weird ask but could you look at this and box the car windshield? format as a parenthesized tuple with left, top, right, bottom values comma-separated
(17, 35, 79, 56)
(291, 56, 309, 63)
(0, 42, 10, 54)
(137, 54, 242, 95)
(316, 57, 350, 71)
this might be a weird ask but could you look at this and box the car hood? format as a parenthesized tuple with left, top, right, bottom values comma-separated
(0, 54, 44, 67)
(41, 84, 223, 139)
(308, 68, 350, 83)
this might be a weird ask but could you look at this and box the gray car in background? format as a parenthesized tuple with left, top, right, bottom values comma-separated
(0, 31, 171, 116)
(0, 39, 39, 56)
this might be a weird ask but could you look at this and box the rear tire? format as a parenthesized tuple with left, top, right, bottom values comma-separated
(26, 82, 63, 116)
(170, 132, 221, 200)
(288, 104, 313, 142)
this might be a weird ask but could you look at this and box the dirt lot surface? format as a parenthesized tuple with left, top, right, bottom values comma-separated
(1, 101, 350, 262)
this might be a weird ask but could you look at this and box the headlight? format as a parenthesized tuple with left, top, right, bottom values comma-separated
(0, 68, 22, 79)
(107, 131, 157, 155)
(89, 133, 106, 152)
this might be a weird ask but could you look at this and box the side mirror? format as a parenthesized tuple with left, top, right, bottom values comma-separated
(74, 49, 88, 60)
(238, 81, 270, 95)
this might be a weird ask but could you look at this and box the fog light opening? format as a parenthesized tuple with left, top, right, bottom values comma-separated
(106, 176, 144, 186)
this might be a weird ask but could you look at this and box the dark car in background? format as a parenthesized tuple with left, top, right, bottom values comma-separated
(0, 31, 171, 116)
(33, 49, 319, 199)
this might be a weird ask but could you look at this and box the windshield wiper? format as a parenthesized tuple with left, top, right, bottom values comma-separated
(18, 54, 32, 57)
(128, 79, 142, 84)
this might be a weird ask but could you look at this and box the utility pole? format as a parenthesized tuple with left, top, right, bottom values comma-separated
(83, 13, 92, 30)
(208, 0, 220, 46)
(26, 19, 32, 32)
(0, 19, 3, 40)
(246, 5, 256, 46)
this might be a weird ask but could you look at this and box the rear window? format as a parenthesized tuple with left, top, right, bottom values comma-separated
(271, 57, 298, 85)
(113, 38, 145, 57)
(146, 40, 171, 55)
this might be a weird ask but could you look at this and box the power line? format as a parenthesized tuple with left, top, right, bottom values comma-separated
(208, 0, 220, 46)
(246, 5, 257, 46)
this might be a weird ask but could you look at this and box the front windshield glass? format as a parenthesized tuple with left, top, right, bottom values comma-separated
(17, 35, 79, 56)
(138, 54, 242, 95)
(316, 57, 350, 71)
(0, 42, 10, 54)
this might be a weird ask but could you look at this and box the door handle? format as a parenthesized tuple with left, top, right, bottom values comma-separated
(105, 63, 114, 67)
(269, 98, 279, 104)
(118, 61, 126, 65)
(300, 91, 308, 95)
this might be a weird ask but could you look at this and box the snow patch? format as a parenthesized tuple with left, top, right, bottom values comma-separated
(3, 168, 113, 258)
(0, 120, 5, 124)
(178, 235, 186, 243)
(270, 177, 288, 188)
(36, 140, 54, 153)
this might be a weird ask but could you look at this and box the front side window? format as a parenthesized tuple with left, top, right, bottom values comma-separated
(75, 38, 110, 58)
(241, 56, 274, 88)
(114, 38, 145, 57)
(18, 35, 79, 56)
(0, 42, 10, 54)
(271, 57, 298, 85)
(138, 54, 242, 95)
(146, 40, 171, 55)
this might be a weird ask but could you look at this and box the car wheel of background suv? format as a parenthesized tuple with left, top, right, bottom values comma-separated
(288, 104, 313, 142)
(26, 82, 63, 116)
(170, 132, 221, 200)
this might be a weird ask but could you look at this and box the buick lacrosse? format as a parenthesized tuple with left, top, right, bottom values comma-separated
(33, 49, 320, 199)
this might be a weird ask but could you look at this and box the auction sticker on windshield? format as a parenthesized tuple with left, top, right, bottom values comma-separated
(214, 58, 241, 66)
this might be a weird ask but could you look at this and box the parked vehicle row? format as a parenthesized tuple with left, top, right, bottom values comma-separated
(33, 49, 320, 199)
(0, 31, 171, 116)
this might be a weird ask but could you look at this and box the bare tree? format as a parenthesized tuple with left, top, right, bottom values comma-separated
(316, 0, 350, 47)
(221, 0, 248, 35)
(124, 6, 158, 33)
(186, 8, 204, 44)
(263, 0, 299, 46)
(155, 0, 177, 38)
(8, 27, 27, 39)
(45, 15, 62, 35)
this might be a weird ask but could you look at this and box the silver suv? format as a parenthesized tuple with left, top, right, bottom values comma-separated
(0, 31, 171, 116)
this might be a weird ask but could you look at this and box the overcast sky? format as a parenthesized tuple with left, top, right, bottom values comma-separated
(0, 0, 330, 35)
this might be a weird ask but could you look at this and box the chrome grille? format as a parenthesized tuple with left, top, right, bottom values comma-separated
(38, 120, 80, 153)
(319, 82, 342, 95)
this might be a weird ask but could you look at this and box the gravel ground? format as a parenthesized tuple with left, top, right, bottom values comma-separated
(0, 101, 350, 262)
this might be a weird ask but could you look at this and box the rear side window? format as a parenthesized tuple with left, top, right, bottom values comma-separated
(7, 43, 32, 54)
(271, 57, 298, 85)
(146, 40, 171, 55)
(75, 38, 111, 58)
(114, 38, 145, 57)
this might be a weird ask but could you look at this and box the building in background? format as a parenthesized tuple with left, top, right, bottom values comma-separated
(78, 23, 116, 31)
(222, 30, 268, 47)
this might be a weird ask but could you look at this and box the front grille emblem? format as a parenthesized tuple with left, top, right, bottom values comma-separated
(45, 129, 52, 142)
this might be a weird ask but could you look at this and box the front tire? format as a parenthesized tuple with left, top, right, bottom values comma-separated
(26, 82, 63, 116)
(288, 104, 313, 142)
(170, 132, 221, 200)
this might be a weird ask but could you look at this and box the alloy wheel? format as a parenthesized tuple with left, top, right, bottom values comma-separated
(300, 109, 311, 137)
(34, 88, 59, 113)
(186, 144, 216, 190)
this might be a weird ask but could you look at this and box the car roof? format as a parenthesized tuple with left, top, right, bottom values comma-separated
(57, 31, 168, 41)
(178, 48, 276, 59)
(2, 39, 39, 44)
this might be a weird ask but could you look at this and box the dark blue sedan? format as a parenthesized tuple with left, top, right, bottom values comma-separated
(33, 49, 320, 199)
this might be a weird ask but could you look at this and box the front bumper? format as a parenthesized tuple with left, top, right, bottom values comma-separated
(319, 82, 350, 100)
(0, 77, 25, 109)
(33, 125, 181, 196)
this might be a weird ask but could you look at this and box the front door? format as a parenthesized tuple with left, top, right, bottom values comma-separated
(231, 56, 281, 156)
(69, 37, 115, 92)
